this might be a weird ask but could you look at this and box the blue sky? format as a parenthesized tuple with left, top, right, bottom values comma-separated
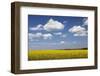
(28, 15, 88, 50)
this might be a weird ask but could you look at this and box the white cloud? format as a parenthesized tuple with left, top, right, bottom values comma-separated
(60, 41, 65, 44)
(54, 32, 62, 35)
(28, 33, 34, 41)
(28, 32, 42, 40)
(30, 24, 43, 31)
(43, 33, 53, 40)
(69, 26, 87, 36)
(34, 32, 42, 38)
(43, 18, 64, 31)
(82, 18, 88, 26)
(74, 31, 87, 36)
(29, 18, 65, 32)
(63, 21, 67, 24)
(28, 33, 53, 40)
(61, 34, 67, 38)
(69, 26, 85, 33)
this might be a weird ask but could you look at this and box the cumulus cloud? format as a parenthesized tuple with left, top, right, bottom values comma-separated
(54, 32, 62, 35)
(43, 33, 53, 40)
(82, 18, 88, 26)
(69, 26, 87, 36)
(43, 18, 64, 31)
(28, 33, 53, 40)
(63, 21, 67, 24)
(28, 33, 34, 41)
(29, 24, 43, 31)
(69, 26, 85, 33)
(29, 18, 64, 32)
(53, 32, 67, 38)
(28, 32, 42, 40)
(61, 34, 67, 38)
(60, 41, 65, 44)
(73, 31, 87, 36)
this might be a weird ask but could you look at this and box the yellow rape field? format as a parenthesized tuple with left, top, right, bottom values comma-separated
(28, 49, 88, 60)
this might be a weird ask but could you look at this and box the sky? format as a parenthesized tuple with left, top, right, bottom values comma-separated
(28, 15, 88, 50)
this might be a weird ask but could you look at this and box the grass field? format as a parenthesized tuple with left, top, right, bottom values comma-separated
(28, 49, 88, 61)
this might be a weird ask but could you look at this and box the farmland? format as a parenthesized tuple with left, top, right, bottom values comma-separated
(28, 49, 88, 60)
